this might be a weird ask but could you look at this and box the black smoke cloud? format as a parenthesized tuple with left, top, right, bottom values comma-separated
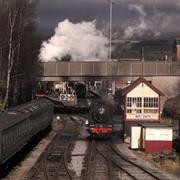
(37, 0, 180, 39)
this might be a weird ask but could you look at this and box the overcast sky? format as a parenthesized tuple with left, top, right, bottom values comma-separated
(37, 0, 180, 39)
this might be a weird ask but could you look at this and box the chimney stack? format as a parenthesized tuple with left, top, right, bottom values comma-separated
(175, 39, 180, 61)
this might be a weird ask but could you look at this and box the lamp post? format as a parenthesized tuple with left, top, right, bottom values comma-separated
(109, 0, 113, 60)
(141, 46, 145, 77)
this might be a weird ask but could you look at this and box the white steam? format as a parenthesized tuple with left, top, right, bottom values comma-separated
(123, 4, 171, 39)
(39, 19, 109, 62)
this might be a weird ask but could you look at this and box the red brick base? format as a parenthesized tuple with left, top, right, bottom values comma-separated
(144, 140, 172, 153)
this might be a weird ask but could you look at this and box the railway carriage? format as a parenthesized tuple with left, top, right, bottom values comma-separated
(0, 98, 53, 163)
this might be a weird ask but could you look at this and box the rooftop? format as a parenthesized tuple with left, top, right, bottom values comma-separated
(122, 77, 164, 96)
(138, 122, 172, 128)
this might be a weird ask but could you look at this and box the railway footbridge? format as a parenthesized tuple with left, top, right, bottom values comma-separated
(38, 61, 180, 97)
(39, 61, 180, 81)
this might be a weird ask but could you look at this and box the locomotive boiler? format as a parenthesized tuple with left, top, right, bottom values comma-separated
(87, 100, 113, 136)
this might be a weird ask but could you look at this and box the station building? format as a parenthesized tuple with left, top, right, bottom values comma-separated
(131, 123, 173, 152)
(121, 77, 164, 142)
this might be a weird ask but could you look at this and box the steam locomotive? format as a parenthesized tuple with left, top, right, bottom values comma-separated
(87, 100, 114, 137)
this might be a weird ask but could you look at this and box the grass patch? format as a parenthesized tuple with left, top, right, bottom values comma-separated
(160, 159, 180, 172)
(160, 118, 173, 126)
(135, 150, 180, 174)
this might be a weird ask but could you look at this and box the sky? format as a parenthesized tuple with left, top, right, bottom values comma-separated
(37, 0, 180, 39)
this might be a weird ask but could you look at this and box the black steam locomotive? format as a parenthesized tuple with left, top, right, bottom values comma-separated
(0, 98, 53, 164)
(87, 100, 113, 136)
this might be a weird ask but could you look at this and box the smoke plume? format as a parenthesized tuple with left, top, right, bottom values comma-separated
(123, 4, 172, 39)
(39, 19, 109, 62)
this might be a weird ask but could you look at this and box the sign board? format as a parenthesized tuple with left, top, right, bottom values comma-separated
(134, 114, 152, 119)
(60, 94, 75, 102)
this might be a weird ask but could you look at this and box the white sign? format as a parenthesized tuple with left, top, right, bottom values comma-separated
(60, 94, 75, 101)
(134, 114, 152, 119)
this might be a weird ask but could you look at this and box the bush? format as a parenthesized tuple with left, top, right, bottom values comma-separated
(162, 94, 180, 120)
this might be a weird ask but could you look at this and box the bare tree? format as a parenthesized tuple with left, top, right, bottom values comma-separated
(2, 4, 18, 109)
(0, 0, 39, 109)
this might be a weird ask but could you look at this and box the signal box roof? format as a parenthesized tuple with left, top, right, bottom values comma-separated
(122, 77, 164, 96)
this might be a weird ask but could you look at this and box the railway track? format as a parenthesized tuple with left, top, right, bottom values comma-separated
(84, 140, 112, 180)
(109, 141, 176, 180)
(21, 113, 175, 180)
(84, 139, 171, 180)
(109, 141, 160, 180)
(23, 117, 81, 180)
